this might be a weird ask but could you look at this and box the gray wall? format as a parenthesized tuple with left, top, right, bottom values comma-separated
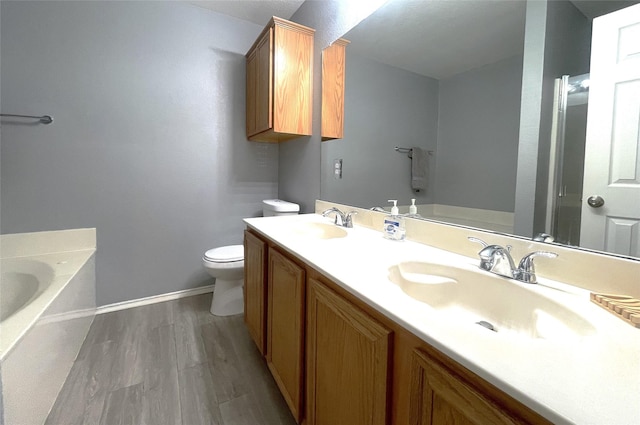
(436, 56, 523, 212)
(0, 1, 278, 306)
(321, 53, 439, 209)
(515, 0, 591, 236)
(279, 0, 383, 213)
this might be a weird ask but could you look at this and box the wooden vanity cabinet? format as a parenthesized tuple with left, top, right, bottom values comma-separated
(243, 230, 268, 354)
(321, 38, 349, 141)
(246, 17, 315, 143)
(267, 247, 306, 423)
(410, 348, 523, 425)
(306, 277, 392, 425)
(242, 230, 552, 425)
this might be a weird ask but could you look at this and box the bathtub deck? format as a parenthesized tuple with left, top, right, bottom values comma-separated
(45, 293, 296, 425)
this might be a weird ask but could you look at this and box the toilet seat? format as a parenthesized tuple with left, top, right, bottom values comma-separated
(203, 245, 244, 263)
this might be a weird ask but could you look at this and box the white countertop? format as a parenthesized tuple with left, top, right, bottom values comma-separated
(244, 213, 640, 425)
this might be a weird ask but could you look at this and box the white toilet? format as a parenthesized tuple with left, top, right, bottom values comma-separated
(203, 199, 300, 316)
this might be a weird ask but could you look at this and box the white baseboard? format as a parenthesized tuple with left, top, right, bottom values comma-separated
(96, 284, 215, 315)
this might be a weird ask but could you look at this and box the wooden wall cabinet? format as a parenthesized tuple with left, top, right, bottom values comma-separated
(246, 17, 315, 143)
(267, 247, 306, 423)
(306, 277, 392, 425)
(243, 230, 268, 354)
(321, 38, 349, 141)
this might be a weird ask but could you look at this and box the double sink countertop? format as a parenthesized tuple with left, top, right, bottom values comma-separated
(244, 213, 640, 425)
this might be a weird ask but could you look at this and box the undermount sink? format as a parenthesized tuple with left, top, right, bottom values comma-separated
(388, 261, 596, 340)
(291, 222, 348, 239)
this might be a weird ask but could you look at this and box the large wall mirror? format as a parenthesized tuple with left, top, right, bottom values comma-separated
(320, 0, 640, 261)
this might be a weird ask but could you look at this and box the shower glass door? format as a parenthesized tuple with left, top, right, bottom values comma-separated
(549, 74, 590, 245)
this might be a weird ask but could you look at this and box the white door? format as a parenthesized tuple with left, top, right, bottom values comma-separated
(581, 3, 640, 257)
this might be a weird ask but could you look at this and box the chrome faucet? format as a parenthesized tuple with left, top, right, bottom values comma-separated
(468, 237, 558, 284)
(322, 207, 358, 228)
(515, 251, 558, 283)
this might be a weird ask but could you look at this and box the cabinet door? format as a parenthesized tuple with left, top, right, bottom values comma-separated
(267, 248, 305, 423)
(409, 349, 519, 425)
(321, 38, 349, 141)
(255, 27, 273, 135)
(243, 230, 267, 354)
(272, 22, 313, 136)
(246, 49, 258, 137)
(246, 27, 272, 138)
(306, 278, 391, 425)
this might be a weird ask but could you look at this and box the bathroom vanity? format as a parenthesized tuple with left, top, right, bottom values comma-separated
(243, 206, 640, 425)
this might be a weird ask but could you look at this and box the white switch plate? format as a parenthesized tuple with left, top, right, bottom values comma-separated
(333, 159, 343, 179)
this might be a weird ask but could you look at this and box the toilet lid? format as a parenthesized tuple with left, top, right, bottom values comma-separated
(204, 245, 244, 263)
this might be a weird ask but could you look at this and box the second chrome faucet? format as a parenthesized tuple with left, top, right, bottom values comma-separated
(322, 207, 358, 228)
(468, 237, 558, 284)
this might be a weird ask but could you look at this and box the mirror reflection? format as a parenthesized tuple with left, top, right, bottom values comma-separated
(320, 0, 640, 260)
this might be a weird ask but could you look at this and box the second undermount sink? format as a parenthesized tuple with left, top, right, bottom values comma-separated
(388, 261, 596, 340)
(291, 222, 348, 239)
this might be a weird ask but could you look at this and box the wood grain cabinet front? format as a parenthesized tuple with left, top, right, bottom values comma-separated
(246, 17, 315, 143)
(409, 348, 549, 425)
(306, 277, 392, 425)
(243, 230, 268, 354)
(321, 38, 349, 141)
(267, 247, 306, 423)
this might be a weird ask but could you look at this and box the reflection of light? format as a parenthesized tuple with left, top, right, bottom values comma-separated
(276, 50, 286, 70)
(581, 79, 590, 89)
(335, 0, 390, 34)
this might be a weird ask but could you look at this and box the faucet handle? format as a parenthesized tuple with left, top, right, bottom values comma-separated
(517, 251, 558, 284)
(467, 236, 488, 248)
(322, 207, 344, 226)
(344, 211, 358, 228)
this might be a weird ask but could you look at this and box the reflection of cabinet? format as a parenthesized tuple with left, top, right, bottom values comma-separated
(321, 38, 349, 141)
(410, 348, 521, 425)
(267, 247, 306, 423)
(246, 17, 315, 143)
(243, 230, 267, 354)
(306, 277, 391, 425)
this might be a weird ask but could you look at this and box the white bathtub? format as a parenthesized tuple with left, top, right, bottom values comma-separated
(1, 229, 96, 425)
(1, 259, 54, 323)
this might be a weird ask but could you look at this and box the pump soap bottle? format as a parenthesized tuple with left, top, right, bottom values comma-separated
(409, 199, 418, 216)
(383, 200, 406, 241)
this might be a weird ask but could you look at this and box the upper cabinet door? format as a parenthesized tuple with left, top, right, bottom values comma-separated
(322, 39, 349, 141)
(246, 17, 314, 143)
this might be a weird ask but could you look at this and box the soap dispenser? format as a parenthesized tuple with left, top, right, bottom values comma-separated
(383, 200, 406, 241)
(409, 199, 417, 216)
(407, 198, 421, 218)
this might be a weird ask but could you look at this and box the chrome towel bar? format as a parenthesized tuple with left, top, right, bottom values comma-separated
(394, 146, 433, 158)
(1, 113, 53, 124)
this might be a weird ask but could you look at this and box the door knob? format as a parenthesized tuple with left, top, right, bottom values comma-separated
(587, 195, 605, 208)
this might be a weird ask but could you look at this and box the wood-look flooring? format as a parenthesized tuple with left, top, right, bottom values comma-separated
(45, 293, 296, 425)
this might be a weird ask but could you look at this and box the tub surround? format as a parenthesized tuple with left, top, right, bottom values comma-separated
(0, 228, 96, 358)
(245, 206, 640, 424)
(1, 229, 96, 425)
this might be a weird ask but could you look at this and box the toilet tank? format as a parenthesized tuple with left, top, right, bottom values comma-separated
(262, 199, 300, 217)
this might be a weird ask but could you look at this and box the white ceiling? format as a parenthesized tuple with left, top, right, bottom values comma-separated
(343, 0, 527, 80)
(190, 0, 304, 25)
(189, 0, 639, 80)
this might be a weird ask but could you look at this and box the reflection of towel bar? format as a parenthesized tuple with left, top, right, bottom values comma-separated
(394, 146, 433, 158)
(0, 113, 53, 124)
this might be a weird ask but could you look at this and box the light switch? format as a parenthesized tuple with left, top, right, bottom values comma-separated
(333, 159, 343, 179)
